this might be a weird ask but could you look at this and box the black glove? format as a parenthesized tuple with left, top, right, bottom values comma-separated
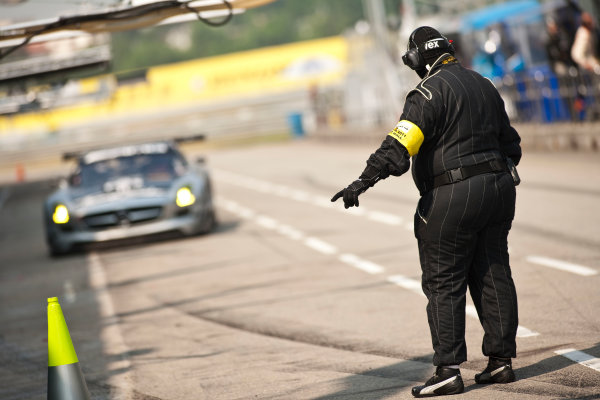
(331, 179, 371, 209)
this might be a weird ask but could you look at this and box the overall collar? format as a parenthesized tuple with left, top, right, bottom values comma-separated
(425, 54, 458, 78)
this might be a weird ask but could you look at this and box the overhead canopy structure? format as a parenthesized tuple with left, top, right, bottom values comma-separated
(0, 0, 277, 51)
(461, 0, 541, 32)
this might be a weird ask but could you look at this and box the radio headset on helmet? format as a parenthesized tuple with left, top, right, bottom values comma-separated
(402, 26, 455, 71)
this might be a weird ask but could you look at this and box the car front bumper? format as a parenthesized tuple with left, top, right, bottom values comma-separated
(48, 212, 205, 252)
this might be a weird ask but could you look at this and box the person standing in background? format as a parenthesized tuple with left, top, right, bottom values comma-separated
(571, 12, 600, 73)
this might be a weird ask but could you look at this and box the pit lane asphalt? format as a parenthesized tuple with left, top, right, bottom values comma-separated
(0, 140, 599, 399)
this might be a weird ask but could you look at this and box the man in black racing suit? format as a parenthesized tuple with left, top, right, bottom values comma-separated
(331, 26, 522, 397)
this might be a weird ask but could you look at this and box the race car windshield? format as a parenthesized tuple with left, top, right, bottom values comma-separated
(70, 153, 185, 190)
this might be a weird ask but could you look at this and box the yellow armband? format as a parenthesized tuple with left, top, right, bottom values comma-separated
(388, 120, 424, 156)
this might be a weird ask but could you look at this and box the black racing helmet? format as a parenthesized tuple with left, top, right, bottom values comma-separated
(402, 26, 455, 73)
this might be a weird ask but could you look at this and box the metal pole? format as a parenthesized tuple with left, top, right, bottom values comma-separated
(362, 0, 389, 52)
(361, 0, 404, 123)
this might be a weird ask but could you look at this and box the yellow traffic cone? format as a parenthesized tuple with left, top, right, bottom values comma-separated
(47, 297, 91, 400)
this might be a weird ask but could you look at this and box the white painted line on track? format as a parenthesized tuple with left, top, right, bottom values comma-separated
(386, 274, 423, 296)
(367, 211, 403, 226)
(339, 253, 385, 274)
(218, 170, 595, 284)
(256, 215, 279, 230)
(238, 208, 256, 219)
(256, 181, 274, 193)
(344, 206, 367, 216)
(312, 195, 334, 208)
(276, 224, 304, 241)
(63, 280, 76, 304)
(217, 197, 539, 338)
(88, 252, 134, 398)
(515, 325, 540, 338)
(304, 237, 338, 255)
(273, 185, 293, 197)
(466, 305, 538, 337)
(215, 169, 412, 230)
(290, 190, 310, 202)
(386, 283, 539, 338)
(526, 256, 597, 276)
(555, 349, 600, 373)
(219, 198, 255, 219)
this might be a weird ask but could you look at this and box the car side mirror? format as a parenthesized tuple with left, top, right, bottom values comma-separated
(67, 174, 82, 187)
(45, 177, 63, 189)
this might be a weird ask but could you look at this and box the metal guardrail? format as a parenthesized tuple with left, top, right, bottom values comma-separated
(0, 45, 111, 81)
(0, 90, 310, 165)
(3, 66, 599, 171)
(496, 69, 600, 124)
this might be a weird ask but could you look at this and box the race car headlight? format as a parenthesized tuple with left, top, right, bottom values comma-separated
(176, 187, 196, 208)
(52, 204, 70, 224)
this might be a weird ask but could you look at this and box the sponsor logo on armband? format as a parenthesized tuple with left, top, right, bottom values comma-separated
(387, 120, 424, 156)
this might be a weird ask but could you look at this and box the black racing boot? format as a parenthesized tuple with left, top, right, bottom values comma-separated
(475, 357, 515, 384)
(411, 366, 464, 397)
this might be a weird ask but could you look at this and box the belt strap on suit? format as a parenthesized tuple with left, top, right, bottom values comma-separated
(430, 159, 508, 190)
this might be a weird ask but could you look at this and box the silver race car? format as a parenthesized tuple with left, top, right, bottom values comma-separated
(44, 139, 216, 256)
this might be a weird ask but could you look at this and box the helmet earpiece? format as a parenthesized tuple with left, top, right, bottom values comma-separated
(402, 48, 425, 71)
(402, 30, 425, 71)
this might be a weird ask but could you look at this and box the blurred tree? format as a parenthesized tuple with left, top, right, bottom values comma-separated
(111, 0, 369, 72)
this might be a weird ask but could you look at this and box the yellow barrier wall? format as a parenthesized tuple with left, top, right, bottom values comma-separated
(0, 36, 348, 136)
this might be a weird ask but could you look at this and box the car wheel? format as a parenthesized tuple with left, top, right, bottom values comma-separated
(47, 235, 70, 257)
(201, 209, 217, 234)
(48, 245, 68, 257)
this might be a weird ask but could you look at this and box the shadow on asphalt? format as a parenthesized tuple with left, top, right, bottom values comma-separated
(106, 258, 242, 289)
(514, 342, 600, 387)
(293, 342, 600, 399)
(306, 359, 433, 400)
(113, 278, 293, 319)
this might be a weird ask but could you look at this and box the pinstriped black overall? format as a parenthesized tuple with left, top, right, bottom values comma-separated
(360, 59, 521, 366)
(415, 171, 518, 365)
